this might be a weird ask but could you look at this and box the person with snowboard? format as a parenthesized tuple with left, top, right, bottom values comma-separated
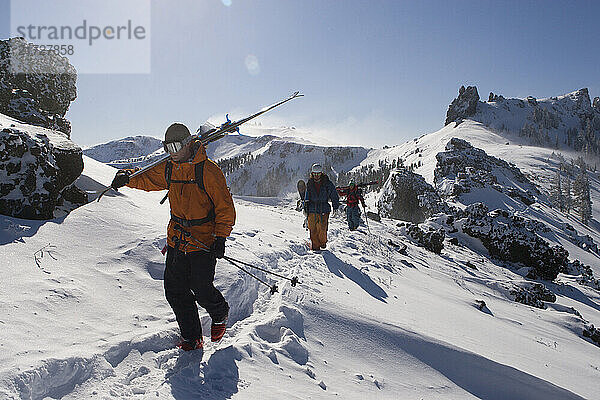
(338, 181, 366, 231)
(303, 163, 339, 251)
(110, 122, 235, 351)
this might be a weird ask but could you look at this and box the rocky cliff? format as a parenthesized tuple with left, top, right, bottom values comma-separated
(0, 38, 77, 137)
(0, 38, 84, 220)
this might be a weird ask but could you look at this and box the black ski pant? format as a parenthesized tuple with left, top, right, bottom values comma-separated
(164, 246, 229, 341)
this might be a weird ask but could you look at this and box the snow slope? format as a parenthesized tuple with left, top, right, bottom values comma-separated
(1, 155, 599, 399)
(346, 119, 600, 278)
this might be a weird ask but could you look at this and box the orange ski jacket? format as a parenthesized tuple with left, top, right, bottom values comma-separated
(126, 142, 236, 252)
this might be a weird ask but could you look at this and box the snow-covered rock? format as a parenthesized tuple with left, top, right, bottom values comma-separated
(434, 137, 538, 205)
(0, 38, 77, 137)
(396, 221, 444, 254)
(446, 84, 600, 157)
(378, 167, 445, 223)
(0, 113, 84, 219)
(458, 203, 568, 280)
(509, 281, 556, 309)
(444, 85, 479, 125)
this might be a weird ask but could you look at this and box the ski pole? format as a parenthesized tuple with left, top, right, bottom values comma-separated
(224, 257, 279, 295)
(168, 224, 300, 288)
(363, 204, 371, 235)
(223, 255, 300, 287)
(163, 229, 279, 294)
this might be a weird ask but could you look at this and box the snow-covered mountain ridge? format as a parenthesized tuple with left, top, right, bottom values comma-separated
(83, 135, 163, 165)
(0, 155, 599, 399)
(2, 87, 600, 398)
(445, 86, 600, 158)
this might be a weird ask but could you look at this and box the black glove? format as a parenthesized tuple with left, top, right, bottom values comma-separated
(211, 237, 226, 259)
(111, 170, 131, 189)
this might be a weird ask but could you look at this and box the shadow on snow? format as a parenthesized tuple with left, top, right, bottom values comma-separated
(321, 251, 388, 302)
(167, 345, 242, 400)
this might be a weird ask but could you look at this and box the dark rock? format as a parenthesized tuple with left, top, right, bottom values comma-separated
(465, 261, 477, 270)
(53, 146, 84, 190)
(400, 223, 444, 254)
(445, 85, 479, 125)
(510, 282, 556, 309)
(488, 92, 504, 102)
(593, 97, 600, 110)
(475, 300, 487, 311)
(0, 126, 83, 220)
(583, 324, 600, 347)
(0, 38, 77, 137)
(459, 203, 567, 280)
(434, 138, 538, 205)
(526, 96, 537, 106)
(387, 239, 407, 254)
(60, 184, 88, 205)
(449, 237, 459, 246)
(366, 211, 381, 222)
(378, 168, 446, 223)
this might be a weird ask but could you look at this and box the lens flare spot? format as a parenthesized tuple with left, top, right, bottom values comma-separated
(221, 0, 232, 7)
(245, 54, 260, 75)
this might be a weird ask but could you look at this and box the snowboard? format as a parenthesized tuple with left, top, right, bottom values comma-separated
(296, 179, 306, 212)
(297, 179, 306, 200)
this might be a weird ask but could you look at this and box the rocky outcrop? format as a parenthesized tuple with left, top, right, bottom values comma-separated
(593, 97, 600, 111)
(0, 38, 77, 137)
(377, 168, 446, 223)
(509, 281, 556, 309)
(0, 38, 84, 219)
(396, 221, 444, 254)
(445, 85, 479, 125)
(0, 120, 84, 219)
(458, 203, 568, 280)
(583, 324, 600, 348)
(561, 260, 600, 290)
(434, 138, 537, 205)
(488, 92, 504, 102)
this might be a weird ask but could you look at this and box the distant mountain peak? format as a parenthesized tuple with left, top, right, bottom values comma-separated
(444, 85, 600, 156)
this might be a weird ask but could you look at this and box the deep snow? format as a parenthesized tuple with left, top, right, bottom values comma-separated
(2, 111, 600, 399)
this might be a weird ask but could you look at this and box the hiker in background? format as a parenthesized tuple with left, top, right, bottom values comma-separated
(338, 181, 366, 231)
(110, 122, 235, 351)
(304, 163, 339, 251)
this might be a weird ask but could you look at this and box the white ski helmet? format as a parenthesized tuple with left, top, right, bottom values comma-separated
(311, 163, 323, 174)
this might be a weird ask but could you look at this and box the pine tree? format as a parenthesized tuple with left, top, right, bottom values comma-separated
(550, 170, 564, 211)
(573, 167, 592, 224)
(564, 176, 572, 213)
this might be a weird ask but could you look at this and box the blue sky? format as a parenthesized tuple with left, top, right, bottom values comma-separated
(1, 0, 600, 147)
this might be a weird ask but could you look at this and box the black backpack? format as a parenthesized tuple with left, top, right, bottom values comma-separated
(160, 160, 216, 227)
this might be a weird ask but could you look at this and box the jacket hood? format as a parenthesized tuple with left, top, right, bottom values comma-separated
(191, 141, 208, 163)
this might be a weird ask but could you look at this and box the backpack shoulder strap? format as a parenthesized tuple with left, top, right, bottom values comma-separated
(159, 161, 173, 204)
(195, 161, 206, 192)
(195, 160, 215, 210)
(165, 161, 173, 189)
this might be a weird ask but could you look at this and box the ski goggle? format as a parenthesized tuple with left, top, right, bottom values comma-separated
(163, 141, 185, 154)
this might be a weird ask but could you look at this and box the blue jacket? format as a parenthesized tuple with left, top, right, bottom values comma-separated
(304, 175, 339, 214)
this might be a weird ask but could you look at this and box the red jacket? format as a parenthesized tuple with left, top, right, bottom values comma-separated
(338, 187, 365, 208)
